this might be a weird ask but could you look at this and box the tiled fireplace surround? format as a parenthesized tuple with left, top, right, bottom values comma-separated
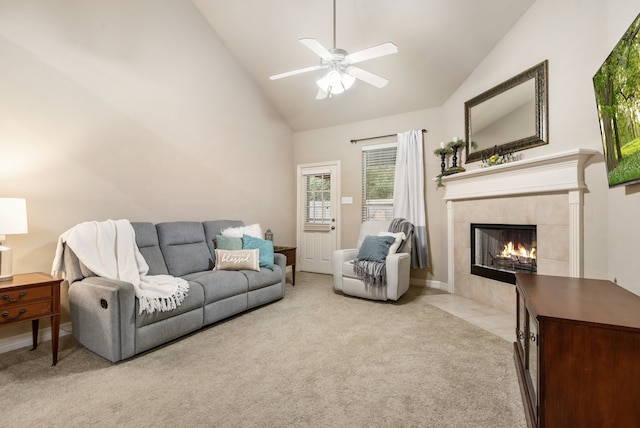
(441, 149, 597, 314)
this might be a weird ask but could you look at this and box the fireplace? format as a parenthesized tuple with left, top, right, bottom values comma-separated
(471, 223, 537, 285)
(440, 149, 596, 314)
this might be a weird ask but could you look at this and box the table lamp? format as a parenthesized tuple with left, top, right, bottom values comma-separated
(0, 198, 28, 281)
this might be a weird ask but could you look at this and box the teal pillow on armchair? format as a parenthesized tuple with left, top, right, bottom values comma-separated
(356, 235, 396, 263)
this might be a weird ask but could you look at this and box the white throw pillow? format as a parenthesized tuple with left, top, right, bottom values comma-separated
(221, 223, 263, 239)
(378, 231, 406, 254)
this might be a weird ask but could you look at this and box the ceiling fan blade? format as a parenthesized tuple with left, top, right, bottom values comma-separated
(345, 42, 398, 64)
(347, 67, 389, 88)
(299, 38, 333, 60)
(269, 65, 322, 80)
(315, 88, 329, 100)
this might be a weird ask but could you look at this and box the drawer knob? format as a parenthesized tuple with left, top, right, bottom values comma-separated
(2, 291, 27, 303)
(1, 308, 27, 320)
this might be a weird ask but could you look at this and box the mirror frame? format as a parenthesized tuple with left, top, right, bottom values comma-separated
(465, 60, 548, 163)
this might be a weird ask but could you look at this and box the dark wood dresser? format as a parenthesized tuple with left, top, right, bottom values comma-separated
(514, 273, 640, 427)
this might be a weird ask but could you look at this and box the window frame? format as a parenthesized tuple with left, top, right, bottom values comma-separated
(361, 142, 397, 222)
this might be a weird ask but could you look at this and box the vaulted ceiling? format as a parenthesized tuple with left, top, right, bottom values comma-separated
(193, 0, 536, 132)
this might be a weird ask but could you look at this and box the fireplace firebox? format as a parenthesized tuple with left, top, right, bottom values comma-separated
(470, 223, 537, 284)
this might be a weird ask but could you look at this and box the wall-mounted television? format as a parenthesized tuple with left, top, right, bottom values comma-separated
(593, 12, 640, 187)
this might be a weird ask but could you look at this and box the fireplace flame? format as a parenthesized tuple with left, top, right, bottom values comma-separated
(500, 242, 536, 259)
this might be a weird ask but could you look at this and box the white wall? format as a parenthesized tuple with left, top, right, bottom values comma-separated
(0, 0, 294, 340)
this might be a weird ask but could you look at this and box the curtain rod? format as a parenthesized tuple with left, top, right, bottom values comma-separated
(350, 129, 427, 144)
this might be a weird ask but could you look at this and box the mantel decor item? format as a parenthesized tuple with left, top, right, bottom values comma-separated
(480, 146, 523, 168)
(264, 229, 273, 241)
(434, 138, 477, 184)
(0, 198, 28, 281)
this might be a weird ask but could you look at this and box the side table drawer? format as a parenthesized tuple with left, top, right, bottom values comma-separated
(0, 301, 52, 324)
(279, 249, 295, 264)
(0, 285, 52, 307)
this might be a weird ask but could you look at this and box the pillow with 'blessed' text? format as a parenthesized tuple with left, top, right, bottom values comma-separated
(214, 249, 260, 271)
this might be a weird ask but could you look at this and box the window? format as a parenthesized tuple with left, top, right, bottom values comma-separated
(304, 172, 332, 230)
(362, 143, 397, 221)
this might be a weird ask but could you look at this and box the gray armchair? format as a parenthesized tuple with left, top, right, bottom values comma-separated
(333, 220, 411, 301)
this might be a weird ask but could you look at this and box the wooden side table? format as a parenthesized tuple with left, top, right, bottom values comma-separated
(0, 272, 62, 366)
(274, 246, 297, 285)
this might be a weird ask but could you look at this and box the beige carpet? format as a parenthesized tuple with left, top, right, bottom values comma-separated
(0, 272, 526, 427)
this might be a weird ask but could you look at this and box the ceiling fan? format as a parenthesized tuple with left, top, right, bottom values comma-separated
(269, 0, 398, 99)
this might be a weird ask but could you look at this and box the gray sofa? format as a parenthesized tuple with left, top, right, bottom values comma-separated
(65, 220, 285, 362)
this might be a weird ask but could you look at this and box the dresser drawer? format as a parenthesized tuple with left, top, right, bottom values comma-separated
(0, 301, 53, 324)
(0, 285, 52, 307)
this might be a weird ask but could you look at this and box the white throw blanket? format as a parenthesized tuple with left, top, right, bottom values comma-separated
(51, 219, 189, 315)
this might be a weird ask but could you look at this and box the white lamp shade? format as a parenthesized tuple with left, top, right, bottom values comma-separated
(342, 73, 355, 90)
(316, 70, 355, 96)
(0, 198, 28, 235)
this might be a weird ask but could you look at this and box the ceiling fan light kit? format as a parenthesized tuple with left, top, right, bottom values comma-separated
(269, 0, 397, 99)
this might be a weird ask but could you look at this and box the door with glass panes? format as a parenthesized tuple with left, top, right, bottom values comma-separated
(297, 162, 340, 274)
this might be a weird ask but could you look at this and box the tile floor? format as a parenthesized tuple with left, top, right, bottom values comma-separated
(423, 292, 516, 342)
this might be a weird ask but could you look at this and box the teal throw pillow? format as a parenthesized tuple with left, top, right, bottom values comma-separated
(216, 235, 243, 251)
(242, 234, 274, 269)
(356, 235, 396, 263)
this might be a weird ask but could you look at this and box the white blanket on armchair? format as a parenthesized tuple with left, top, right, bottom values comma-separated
(51, 219, 189, 315)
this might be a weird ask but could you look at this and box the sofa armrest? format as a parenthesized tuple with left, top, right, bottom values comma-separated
(333, 249, 358, 291)
(384, 252, 411, 301)
(68, 277, 136, 362)
(273, 253, 286, 289)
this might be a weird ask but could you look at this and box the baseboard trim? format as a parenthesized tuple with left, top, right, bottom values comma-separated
(0, 322, 73, 354)
(410, 278, 452, 293)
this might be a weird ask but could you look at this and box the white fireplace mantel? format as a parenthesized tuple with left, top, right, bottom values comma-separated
(442, 148, 599, 290)
(441, 148, 599, 201)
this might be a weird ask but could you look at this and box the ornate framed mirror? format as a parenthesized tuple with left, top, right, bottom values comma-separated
(465, 60, 548, 163)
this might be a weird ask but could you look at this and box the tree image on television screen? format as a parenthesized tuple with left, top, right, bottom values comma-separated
(593, 13, 640, 187)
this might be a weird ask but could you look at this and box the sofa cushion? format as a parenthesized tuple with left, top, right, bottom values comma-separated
(135, 281, 205, 328)
(203, 220, 244, 263)
(184, 270, 249, 304)
(215, 235, 243, 250)
(242, 234, 274, 269)
(131, 222, 169, 275)
(221, 223, 262, 238)
(157, 222, 213, 277)
(242, 265, 283, 291)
